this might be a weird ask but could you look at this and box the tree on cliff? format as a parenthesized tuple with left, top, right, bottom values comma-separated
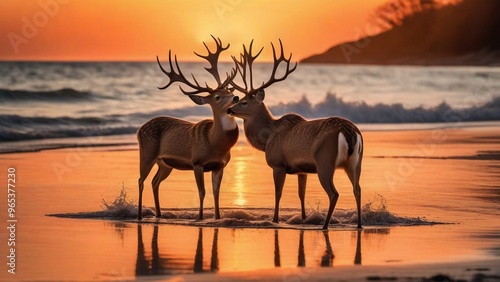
(370, 0, 457, 31)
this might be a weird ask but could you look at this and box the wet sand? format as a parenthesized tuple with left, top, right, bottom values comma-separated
(142, 259, 500, 282)
(0, 124, 499, 280)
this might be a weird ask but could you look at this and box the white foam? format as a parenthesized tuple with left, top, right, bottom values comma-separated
(48, 202, 441, 229)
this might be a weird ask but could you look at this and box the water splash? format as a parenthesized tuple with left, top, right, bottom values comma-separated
(47, 190, 441, 229)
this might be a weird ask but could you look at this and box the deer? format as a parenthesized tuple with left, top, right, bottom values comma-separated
(137, 36, 239, 220)
(227, 40, 364, 229)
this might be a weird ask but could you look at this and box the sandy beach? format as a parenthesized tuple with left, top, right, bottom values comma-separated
(0, 123, 499, 281)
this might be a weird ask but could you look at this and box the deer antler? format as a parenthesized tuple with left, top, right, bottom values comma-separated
(231, 39, 296, 96)
(259, 39, 297, 90)
(195, 35, 235, 87)
(230, 40, 264, 94)
(157, 36, 236, 95)
(157, 51, 211, 95)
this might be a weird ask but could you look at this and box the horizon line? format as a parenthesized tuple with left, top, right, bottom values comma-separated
(0, 58, 285, 64)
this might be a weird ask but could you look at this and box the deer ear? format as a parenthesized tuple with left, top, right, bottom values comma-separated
(189, 95, 208, 105)
(255, 89, 265, 103)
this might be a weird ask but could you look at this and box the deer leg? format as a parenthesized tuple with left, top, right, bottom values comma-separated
(138, 178, 145, 220)
(298, 174, 307, 220)
(138, 158, 156, 219)
(346, 164, 362, 229)
(211, 169, 223, 220)
(355, 183, 362, 229)
(317, 165, 339, 230)
(193, 165, 206, 220)
(151, 161, 173, 218)
(272, 167, 287, 223)
(356, 159, 363, 229)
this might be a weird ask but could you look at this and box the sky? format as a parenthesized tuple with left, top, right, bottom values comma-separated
(0, 0, 387, 62)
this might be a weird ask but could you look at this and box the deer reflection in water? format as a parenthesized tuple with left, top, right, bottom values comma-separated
(194, 228, 219, 273)
(136, 225, 219, 275)
(135, 225, 365, 276)
(354, 229, 362, 265)
(273, 229, 343, 268)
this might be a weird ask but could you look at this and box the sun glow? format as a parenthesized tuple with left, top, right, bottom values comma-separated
(231, 157, 248, 206)
(0, 0, 387, 61)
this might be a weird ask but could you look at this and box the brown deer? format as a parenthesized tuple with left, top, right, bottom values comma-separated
(227, 40, 364, 229)
(137, 36, 239, 220)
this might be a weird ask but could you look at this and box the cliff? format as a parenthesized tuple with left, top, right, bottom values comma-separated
(301, 0, 500, 65)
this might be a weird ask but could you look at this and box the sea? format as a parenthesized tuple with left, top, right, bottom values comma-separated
(0, 61, 499, 153)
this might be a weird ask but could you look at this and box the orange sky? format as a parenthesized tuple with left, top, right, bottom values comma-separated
(0, 0, 387, 62)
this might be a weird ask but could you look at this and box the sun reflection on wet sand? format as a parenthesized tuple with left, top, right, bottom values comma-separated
(1, 126, 499, 280)
(231, 156, 249, 206)
(126, 222, 494, 277)
(133, 224, 352, 276)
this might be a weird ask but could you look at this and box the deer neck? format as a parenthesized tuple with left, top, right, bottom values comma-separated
(211, 112, 238, 146)
(243, 103, 275, 152)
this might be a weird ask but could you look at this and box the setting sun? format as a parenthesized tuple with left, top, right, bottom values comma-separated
(0, 0, 387, 61)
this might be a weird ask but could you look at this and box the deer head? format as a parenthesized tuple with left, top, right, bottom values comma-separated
(157, 36, 239, 116)
(227, 39, 297, 118)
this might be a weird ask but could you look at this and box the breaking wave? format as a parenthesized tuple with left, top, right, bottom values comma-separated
(271, 93, 500, 123)
(1, 94, 499, 143)
(0, 105, 211, 142)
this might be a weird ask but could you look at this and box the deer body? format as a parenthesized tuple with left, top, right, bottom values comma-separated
(138, 112, 238, 219)
(139, 117, 238, 172)
(266, 116, 362, 175)
(231, 97, 363, 229)
(139, 116, 238, 171)
(137, 37, 238, 220)
(228, 40, 364, 229)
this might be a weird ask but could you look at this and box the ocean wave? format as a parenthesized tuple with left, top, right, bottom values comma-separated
(127, 107, 211, 121)
(0, 105, 212, 142)
(0, 88, 96, 102)
(1, 94, 499, 143)
(0, 114, 135, 142)
(271, 93, 500, 123)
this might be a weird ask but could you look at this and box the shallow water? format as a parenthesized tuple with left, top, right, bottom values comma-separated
(0, 126, 499, 280)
